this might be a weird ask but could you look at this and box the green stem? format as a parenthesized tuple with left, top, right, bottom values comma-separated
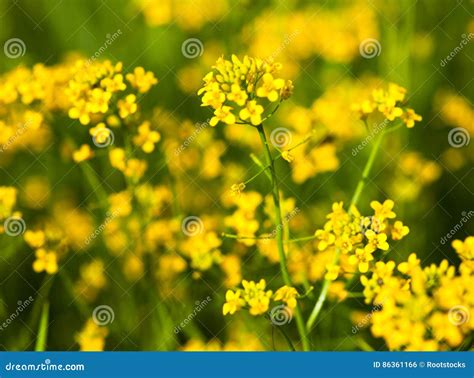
(306, 130, 385, 332)
(35, 302, 49, 351)
(349, 131, 385, 209)
(256, 124, 310, 351)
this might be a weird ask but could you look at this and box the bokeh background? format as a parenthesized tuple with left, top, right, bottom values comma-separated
(0, 0, 472, 351)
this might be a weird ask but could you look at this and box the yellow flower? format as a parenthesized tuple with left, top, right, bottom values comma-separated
(75, 319, 108, 351)
(126, 67, 158, 93)
(315, 228, 335, 251)
(391, 220, 409, 240)
(24, 230, 46, 248)
(227, 84, 248, 106)
(401, 108, 422, 128)
(370, 199, 396, 220)
(452, 236, 474, 266)
(325, 264, 340, 281)
(273, 285, 298, 308)
(72, 144, 93, 163)
(133, 121, 161, 153)
(109, 148, 126, 170)
(87, 88, 112, 114)
(397, 253, 420, 275)
(281, 150, 294, 162)
(241, 279, 273, 315)
(68, 101, 91, 125)
(118, 94, 138, 119)
(365, 230, 389, 252)
(89, 122, 112, 145)
(210, 105, 236, 126)
(124, 159, 147, 180)
(256, 73, 285, 102)
(0, 186, 17, 219)
(239, 100, 264, 125)
(100, 73, 126, 93)
(222, 290, 245, 315)
(32, 248, 58, 274)
(348, 248, 374, 273)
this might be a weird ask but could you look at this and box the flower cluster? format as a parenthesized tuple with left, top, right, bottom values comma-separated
(314, 200, 409, 280)
(351, 83, 422, 127)
(223, 279, 298, 316)
(361, 239, 473, 350)
(67, 60, 157, 125)
(198, 55, 293, 127)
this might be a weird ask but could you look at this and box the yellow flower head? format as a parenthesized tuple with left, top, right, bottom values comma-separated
(198, 55, 290, 127)
(273, 285, 298, 308)
(126, 66, 158, 93)
(222, 289, 245, 315)
(32, 248, 58, 274)
(72, 144, 93, 163)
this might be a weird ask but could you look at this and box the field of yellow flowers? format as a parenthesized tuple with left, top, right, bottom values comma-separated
(0, 0, 472, 352)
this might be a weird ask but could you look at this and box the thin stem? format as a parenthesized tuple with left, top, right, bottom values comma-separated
(35, 302, 49, 351)
(221, 232, 271, 240)
(256, 124, 310, 351)
(306, 130, 386, 332)
(286, 235, 317, 243)
(349, 131, 385, 209)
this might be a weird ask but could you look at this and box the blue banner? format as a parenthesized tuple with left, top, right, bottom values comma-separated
(0, 352, 472, 377)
